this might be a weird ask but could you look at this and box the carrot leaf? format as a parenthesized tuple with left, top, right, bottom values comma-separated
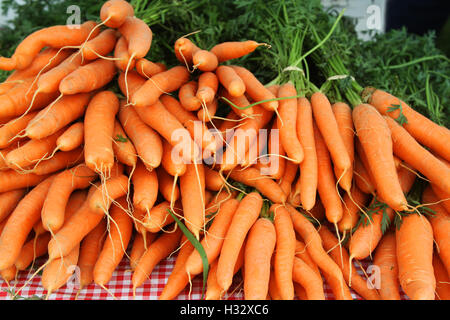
(387, 103, 408, 126)
(114, 134, 129, 143)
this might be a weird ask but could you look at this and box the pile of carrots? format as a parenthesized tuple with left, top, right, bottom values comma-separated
(0, 0, 448, 300)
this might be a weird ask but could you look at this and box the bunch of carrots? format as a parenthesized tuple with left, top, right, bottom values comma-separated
(0, 0, 448, 301)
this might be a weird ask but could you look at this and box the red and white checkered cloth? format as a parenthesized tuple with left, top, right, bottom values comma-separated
(0, 255, 408, 300)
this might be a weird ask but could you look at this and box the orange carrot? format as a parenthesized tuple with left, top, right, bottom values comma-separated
(179, 81, 202, 111)
(211, 41, 265, 62)
(132, 160, 159, 213)
(56, 122, 84, 152)
(157, 167, 180, 203)
(272, 203, 296, 300)
(337, 185, 369, 233)
(88, 174, 129, 214)
(179, 162, 206, 240)
(131, 66, 190, 108)
(230, 66, 278, 111)
(313, 122, 343, 224)
(373, 232, 401, 300)
(354, 153, 376, 195)
(174, 37, 201, 65)
(142, 201, 182, 233)
(119, 16, 152, 59)
(93, 197, 133, 286)
(364, 87, 450, 162)
(192, 50, 219, 72)
(396, 213, 435, 300)
(0, 175, 54, 270)
(217, 192, 263, 292)
(100, 0, 134, 29)
(78, 218, 107, 288)
(311, 92, 351, 189)
(292, 257, 326, 300)
(220, 87, 254, 118)
(114, 36, 136, 72)
(136, 58, 167, 78)
(277, 83, 303, 163)
(118, 101, 162, 171)
(132, 228, 182, 289)
(196, 71, 218, 104)
(294, 97, 317, 210)
(433, 253, 450, 300)
(216, 65, 246, 97)
(244, 218, 276, 300)
(0, 111, 39, 148)
(278, 160, 298, 199)
(81, 28, 117, 61)
(0, 169, 49, 193)
(112, 120, 137, 168)
(14, 232, 51, 271)
(59, 58, 117, 95)
(198, 98, 218, 123)
(353, 103, 407, 211)
(32, 147, 84, 176)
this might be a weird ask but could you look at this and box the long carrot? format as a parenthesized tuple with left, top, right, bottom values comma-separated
(0, 169, 50, 193)
(32, 147, 84, 176)
(0, 188, 26, 223)
(119, 16, 153, 60)
(244, 218, 276, 300)
(211, 41, 266, 62)
(292, 257, 326, 300)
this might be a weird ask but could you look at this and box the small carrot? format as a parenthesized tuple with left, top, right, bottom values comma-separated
(278, 160, 298, 199)
(197, 98, 218, 123)
(142, 201, 182, 233)
(56, 122, 84, 152)
(93, 197, 133, 286)
(292, 257, 326, 300)
(100, 0, 135, 29)
(216, 65, 246, 98)
(114, 36, 136, 72)
(211, 40, 266, 62)
(132, 228, 182, 289)
(136, 58, 167, 78)
(196, 71, 218, 104)
(353, 153, 376, 195)
(119, 16, 152, 60)
(192, 50, 219, 72)
(220, 88, 254, 118)
(244, 218, 276, 300)
(179, 81, 202, 111)
(81, 28, 117, 61)
(174, 37, 201, 65)
(129, 232, 157, 271)
(396, 213, 435, 300)
(217, 192, 263, 293)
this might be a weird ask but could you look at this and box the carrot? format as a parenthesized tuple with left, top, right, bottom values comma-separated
(294, 97, 317, 210)
(272, 203, 296, 300)
(179, 162, 206, 240)
(134, 100, 200, 163)
(319, 225, 381, 300)
(157, 167, 180, 203)
(227, 167, 287, 204)
(131, 66, 190, 108)
(59, 58, 117, 95)
(313, 122, 343, 224)
(196, 72, 218, 104)
(0, 188, 26, 223)
(354, 153, 376, 195)
(278, 160, 298, 199)
(294, 240, 321, 278)
(25, 93, 91, 140)
(32, 147, 84, 176)
(1, 21, 98, 70)
(142, 201, 182, 233)
(311, 92, 351, 189)
(174, 37, 201, 65)
(0, 111, 39, 149)
(433, 253, 450, 300)
(41, 243, 80, 295)
(385, 116, 450, 194)
(88, 174, 129, 214)
(286, 204, 348, 299)
(14, 232, 51, 271)
(0, 48, 72, 95)
(204, 166, 224, 192)
(244, 218, 276, 300)
(112, 120, 137, 168)
(216, 65, 246, 97)
(135, 58, 167, 79)
(211, 40, 265, 62)
(220, 87, 254, 118)
(337, 185, 369, 233)
(41, 164, 96, 232)
(100, 0, 134, 29)
(179, 81, 202, 111)
(293, 283, 308, 300)
(192, 50, 219, 72)
(56, 122, 84, 152)
(277, 83, 303, 163)
(84, 91, 119, 176)
(81, 28, 117, 61)
(78, 218, 107, 288)
(0, 78, 59, 118)
(160, 94, 218, 154)
(119, 16, 152, 60)
(185, 197, 240, 276)
(353, 104, 408, 211)
(292, 257, 326, 300)
(217, 192, 263, 292)
(118, 101, 163, 171)
(422, 186, 450, 274)
(93, 197, 133, 286)
(364, 87, 450, 162)
(159, 237, 195, 300)
(0, 169, 49, 193)
(132, 228, 182, 289)
(255, 121, 286, 180)
(396, 213, 435, 300)
(132, 160, 159, 213)
(114, 36, 136, 72)
(46, 184, 104, 260)
(373, 232, 401, 300)
(161, 139, 187, 177)
(230, 66, 278, 111)
(5, 128, 64, 170)
(0, 175, 54, 270)
(431, 184, 450, 216)
(268, 269, 283, 300)
(332, 102, 354, 192)
(129, 232, 157, 271)
(0, 265, 17, 283)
